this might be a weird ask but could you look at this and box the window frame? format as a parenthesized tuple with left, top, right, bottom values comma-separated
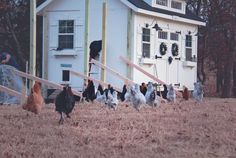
(142, 28, 151, 58)
(185, 35, 193, 61)
(170, 32, 179, 41)
(158, 31, 168, 40)
(156, 0, 168, 6)
(62, 70, 70, 82)
(171, 0, 182, 10)
(58, 20, 75, 49)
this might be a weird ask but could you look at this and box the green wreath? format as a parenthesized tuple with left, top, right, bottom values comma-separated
(171, 43, 179, 56)
(160, 42, 167, 55)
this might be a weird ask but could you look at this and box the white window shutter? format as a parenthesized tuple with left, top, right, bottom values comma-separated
(49, 19, 58, 48)
(150, 29, 155, 57)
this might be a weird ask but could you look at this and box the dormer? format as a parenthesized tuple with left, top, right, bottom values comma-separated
(143, 0, 186, 14)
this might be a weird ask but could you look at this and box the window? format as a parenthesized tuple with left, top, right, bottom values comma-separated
(62, 70, 70, 81)
(142, 28, 151, 58)
(171, 1, 182, 10)
(186, 35, 192, 47)
(170, 33, 179, 41)
(156, 0, 168, 6)
(158, 31, 168, 39)
(58, 20, 74, 49)
(185, 35, 192, 61)
(186, 48, 192, 61)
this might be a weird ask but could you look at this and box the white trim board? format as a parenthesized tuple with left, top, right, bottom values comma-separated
(120, 0, 206, 26)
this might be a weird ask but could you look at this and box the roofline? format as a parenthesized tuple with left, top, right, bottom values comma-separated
(36, 0, 55, 15)
(120, 0, 206, 26)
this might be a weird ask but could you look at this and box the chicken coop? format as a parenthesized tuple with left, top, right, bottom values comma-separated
(37, 0, 205, 92)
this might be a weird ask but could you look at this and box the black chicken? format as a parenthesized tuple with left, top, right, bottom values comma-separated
(55, 86, 75, 124)
(120, 84, 127, 102)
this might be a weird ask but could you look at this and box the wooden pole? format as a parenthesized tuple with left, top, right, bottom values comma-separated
(0, 85, 27, 99)
(70, 70, 122, 92)
(25, 61, 28, 94)
(43, 13, 49, 98)
(101, 2, 107, 82)
(120, 56, 165, 84)
(90, 59, 135, 85)
(84, 0, 90, 77)
(12, 69, 82, 96)
(127, 9, 132, 79)
(29, 0, 37, 89)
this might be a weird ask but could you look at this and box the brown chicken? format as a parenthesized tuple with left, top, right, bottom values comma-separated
(22, 82, 44, 114)
(182, 86, 189, 100)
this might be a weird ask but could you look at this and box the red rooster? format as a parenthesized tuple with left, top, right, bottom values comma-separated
(22, 82, 44, 114)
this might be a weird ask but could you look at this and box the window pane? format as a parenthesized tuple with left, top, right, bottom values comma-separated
(62, 70, 70, 81)
(158, 31, 168, 39)
(142, 43, 150, 58)
(186, 48, 192, 61)
(59, 35, 74, 49)
(185, 35, 192, 47)
(59, 20, 74, 33)
(156, 0, 168, 6)
(171, 1, 182, 10)
(142, 28, 150, 42)
(170, 33, 179, 41)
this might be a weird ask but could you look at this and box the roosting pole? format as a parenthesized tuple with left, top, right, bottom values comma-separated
(0, 85, 26, 99)
(29, 0, 36, 89)
(12, 69, 82, 97)
(70, 70, 122, 92)
(90, 59, 135, 85)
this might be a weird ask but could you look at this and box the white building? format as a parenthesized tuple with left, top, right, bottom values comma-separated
(37, 0, 205, 92)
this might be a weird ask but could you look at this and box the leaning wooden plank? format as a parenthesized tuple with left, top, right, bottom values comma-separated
(70, 70, 122, 93)
(90, 59, 135, 85)
(0, 85, 27, 99)
(120, 56, 165, 84)
(120, 56, 182, 97)
(12, 69, 81, 96)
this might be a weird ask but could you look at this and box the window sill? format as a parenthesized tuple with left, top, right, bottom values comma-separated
(183, 61, 196, 67)
(139, 58, 156, 65)
(53, 50, 78, 56)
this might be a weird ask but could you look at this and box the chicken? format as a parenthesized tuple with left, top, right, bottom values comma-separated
(22, 82, 44, 114)
(96, 90, 106, 103)
(145, 82, 160, 107)
(192, 82, 204, 102)
(82, 80, 96, 102)
(97, 84, 104, 95)
(140, 82, 147, 96)
(130, 84, 146, 111)
(120, 84, 127, 102)
(124, 85, 132, 102)
(104, 84, 114, 100)
(161, 84, 168, 100)
(145, 82, 154, 104)
(182, 86, 189, 100)
(166, 84, 176, 103)
(55, 86, 75, 124)
(107, 91, 119, 110)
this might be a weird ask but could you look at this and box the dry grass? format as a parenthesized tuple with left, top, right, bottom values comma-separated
(0, 98, 236, 158)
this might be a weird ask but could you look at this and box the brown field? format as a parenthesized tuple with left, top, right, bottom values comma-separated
(0, 98, 236, 158)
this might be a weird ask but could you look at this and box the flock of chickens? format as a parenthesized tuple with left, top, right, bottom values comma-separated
(22, 81, 204, 124)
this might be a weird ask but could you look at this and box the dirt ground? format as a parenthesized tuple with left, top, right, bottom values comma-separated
(0, 98, 236, 158)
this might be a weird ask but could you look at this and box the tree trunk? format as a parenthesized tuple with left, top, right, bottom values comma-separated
(222, 58, 234, 97)
(5, 13, 25, 65)
(216, 68, 223, 93)
(233, 62, 236, 97)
